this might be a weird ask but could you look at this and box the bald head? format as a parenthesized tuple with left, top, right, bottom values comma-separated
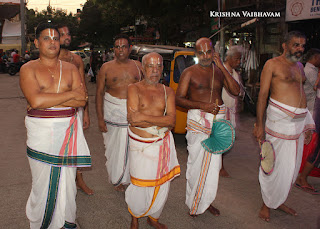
(195, 37, 213, 51)
(142, 52, 163, 85)
(195, 37, 214, 67)
(142, 52, 163, 67)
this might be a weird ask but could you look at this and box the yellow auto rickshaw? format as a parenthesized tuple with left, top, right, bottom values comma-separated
(130, 44, 196, 133)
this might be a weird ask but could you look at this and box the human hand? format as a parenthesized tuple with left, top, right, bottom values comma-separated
(212, 52, 223, 70)
(127, 106, 141, 124)
(304, 130, 313, 145)
(253, 123, 265, 142)
(201, 102, 220, 115)
(73, 83, 88, 101)
(83, 111, 90, 130)
(98, 119, 107, 132)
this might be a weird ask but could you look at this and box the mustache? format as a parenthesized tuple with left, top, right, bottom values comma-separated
(200, 58, 211, 62)
(293, 51, 303, 56)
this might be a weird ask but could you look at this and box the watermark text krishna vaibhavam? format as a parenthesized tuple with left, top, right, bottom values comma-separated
(210, 11, 281, 17)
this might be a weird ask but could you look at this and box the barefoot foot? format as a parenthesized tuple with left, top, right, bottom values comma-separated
(219, 168, 231, 178)
(130, 216, 139, 229)
(277, 204, 297, 216)
(258, 204, 270, 222)
(295, 176, 313, 189)
(114, 184, 126, 192)
(76, 172, 94, 195)
(207, 205, 220, 216)
(147, 217, 167, 229)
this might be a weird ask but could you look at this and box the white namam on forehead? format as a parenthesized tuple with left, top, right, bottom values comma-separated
(48, 29, 56, 40)
(199, 42, 212, 56)
(115, 39, 127, 48)
(149, 56, 162, 65)
(142, 53, 162, 66)
(60, 27, 69, 36)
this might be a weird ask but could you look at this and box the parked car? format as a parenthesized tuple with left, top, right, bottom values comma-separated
(130, 44, 196, 134)
(71, 50, 91, 72)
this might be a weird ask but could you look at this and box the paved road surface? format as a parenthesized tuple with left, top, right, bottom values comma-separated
(0, 73, 319, 228)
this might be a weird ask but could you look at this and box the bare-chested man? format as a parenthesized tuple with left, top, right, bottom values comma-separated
(57, 24, 94, 196)
(20, 23, 91, 228)
(96, 34, 142, 191)
(125, 52, 180, 229)
(253, 31, 314, 222)
(176, 37, 240, 217)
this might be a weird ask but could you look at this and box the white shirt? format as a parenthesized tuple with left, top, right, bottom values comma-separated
(304, 62, 319, 114)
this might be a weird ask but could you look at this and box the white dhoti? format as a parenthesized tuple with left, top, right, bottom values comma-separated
(103, 93, 130, 186)
(185, 108, 226, 215)
(259, 98, 315, 209)
(25, 107, 91, 229)
(125, 129, 180, 220)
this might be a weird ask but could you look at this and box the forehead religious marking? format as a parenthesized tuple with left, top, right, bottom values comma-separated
(48, 29, 56, 40)
(115, 39, 127, 48)
(149, 56, 162, 65)
(199, 42, 211, 56)
(60, 27, 69, 36)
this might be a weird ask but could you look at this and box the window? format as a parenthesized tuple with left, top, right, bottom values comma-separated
(173, 55, 196, 83)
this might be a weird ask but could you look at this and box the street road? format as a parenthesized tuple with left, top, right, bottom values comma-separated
(0, 73, 319, 229)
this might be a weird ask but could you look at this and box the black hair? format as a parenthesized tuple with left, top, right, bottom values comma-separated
(305, 48, 320, 62)
(113, 34, 132, 46)
(56, 23, 69, 30)
(283, 31, 306, 45)
(35, 23, 60, 39)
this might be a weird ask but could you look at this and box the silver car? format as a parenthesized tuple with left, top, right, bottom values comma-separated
(71, 51, 91, 72)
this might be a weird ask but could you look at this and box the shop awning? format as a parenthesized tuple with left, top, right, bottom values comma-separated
(0, 0, 25, 19)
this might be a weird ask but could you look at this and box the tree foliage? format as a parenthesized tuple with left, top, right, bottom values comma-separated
(26, 6, 80, 49)
(80, 0, 216, 46)
(26, 0, 219, 48)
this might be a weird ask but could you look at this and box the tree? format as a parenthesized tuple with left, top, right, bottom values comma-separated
(26, 6, 80, 49)
(79, 0, 217, 46)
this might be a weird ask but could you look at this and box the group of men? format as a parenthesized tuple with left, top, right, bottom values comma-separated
(20, 21, 317, 229)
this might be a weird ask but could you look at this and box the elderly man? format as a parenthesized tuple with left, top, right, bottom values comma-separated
(20, 23, 91, 229)
(96, 34, 142, 191)
(221, 45, 244, 177)
(176, 37, 240, 217)
(125, 52, 180, 229)
(57, 23, 93, 195)
(253, 31, 315, 221)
